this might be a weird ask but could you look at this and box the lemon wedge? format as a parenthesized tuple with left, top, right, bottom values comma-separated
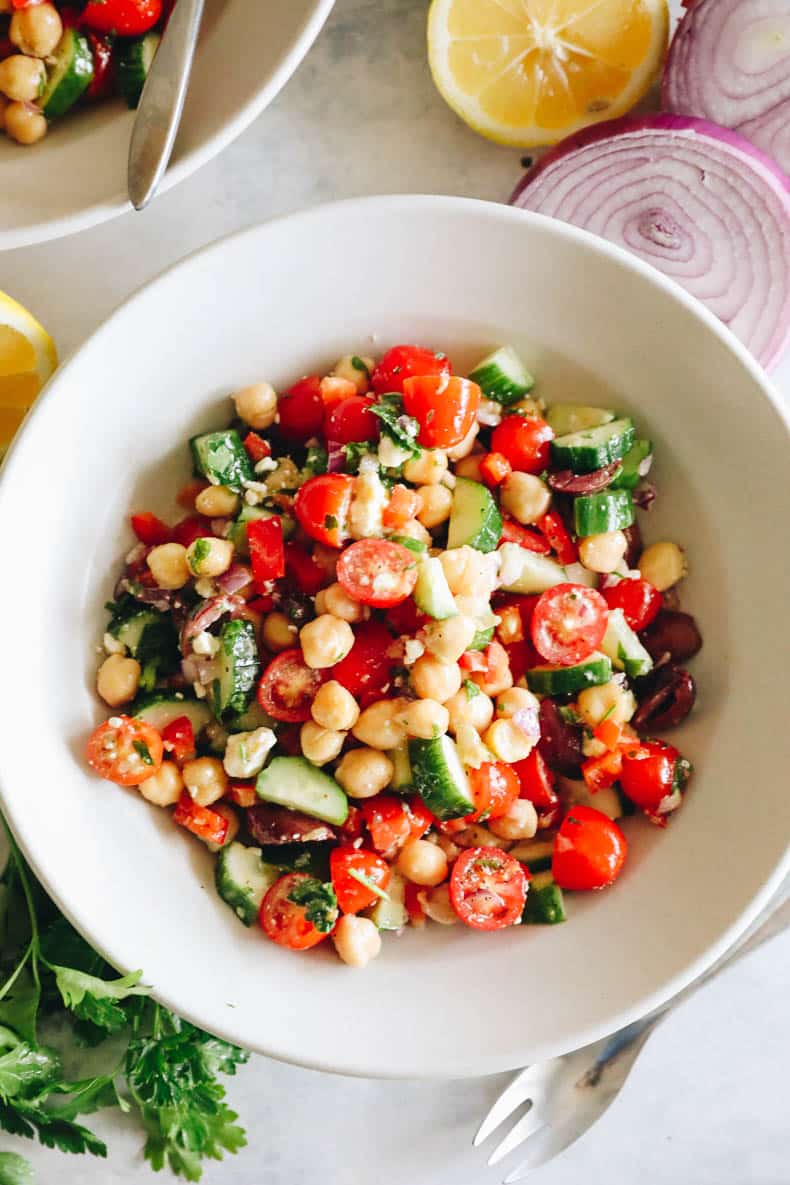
(428, 0, 669, 147)
(0, 291, 57, 460)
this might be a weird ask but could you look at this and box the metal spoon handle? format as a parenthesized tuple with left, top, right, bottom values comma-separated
(127, 0, 205, 211)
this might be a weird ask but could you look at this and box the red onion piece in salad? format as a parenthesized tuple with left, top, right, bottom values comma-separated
(512, 115, 790, 369)
(215, 562, 253, 595)
(326, 441, 346, 473)
(180, 594, 245, 650)
(512, 705, 540, 743)
(663, 0, 790, 176)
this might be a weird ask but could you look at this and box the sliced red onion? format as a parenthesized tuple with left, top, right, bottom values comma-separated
(326, 441, 346, 473)
(512, 706, 540, 742)
(664, 0, 790, 177)
(181, 654, 216, 686)
(210, 517, 231, 538)
(180, 593, 244, 650)
(215, 562, 253, 595)
(512, 115, 790, 369)
(633, 481, 657, 510)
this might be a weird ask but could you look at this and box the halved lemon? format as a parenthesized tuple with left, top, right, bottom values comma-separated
(428, 0, 669, 147)
(0, 291, 57, 460)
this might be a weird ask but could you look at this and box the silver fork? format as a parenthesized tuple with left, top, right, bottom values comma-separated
(475, 889, 790, 1182)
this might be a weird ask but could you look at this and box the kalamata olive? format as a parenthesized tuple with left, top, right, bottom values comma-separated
(247, 803, 336, 845)
(632, 481, 657, 510)
(537, 698, 583, 774)
(633, 665, 696, 731)
(641, 610, 703, 663)
(622, 522, 643, 568)
(548, 460, 621, 494)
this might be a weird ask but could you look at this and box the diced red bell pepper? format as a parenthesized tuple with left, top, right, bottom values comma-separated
(246, 595, 275, 615)
(581, 749, 625, 792)
(500, 518, 552, 554)
(173, 793, 229, 845)
(243, 432, 271, 463)
(161, 716, 196, 764)
(284, 541, 326, 596)
(171, 516, 207, 549)
(503, 639, 542, 682)
(479, 452, 512, 488)
(248, 516, 285, 588)
(362, 794, 433, 856)
(593, 718, 623, 751)
(537, 510, 578, 565)
(225, 781, 257, 808)
(131, 512, 172, 547)
(513, 749, 557, 811)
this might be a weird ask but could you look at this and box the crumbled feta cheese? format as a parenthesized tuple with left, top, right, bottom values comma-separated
(582, 733, 607, 758)
(477, 399, 503, 427)
(455, 724, 494, 770)
(192, 631, 220, 657)
(194, 578, 215, 598)
(254, 456, 278, 475)
(223, 727, 277, 779)
(377, 435, 412, 470)
(108, 716, 123, 728)
(350, 468, 388, 540)
(403, 638, 425, 666)
(103, 633, 127, 655)
(242, 480, 268, 505)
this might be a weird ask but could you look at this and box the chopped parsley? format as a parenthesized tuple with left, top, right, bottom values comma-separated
(132, 739, 154, 766)
(351, 355, 369, 376)
(192, 537, 211, 567)
(324, 514, 339, 531)
(287, 878, 338, 933)
(463, 679, 481, 700)
(347, 868, 390, 902)
(304, 444, 328, 476)
(342, 441, 375, 474)
(369, 394, 421, 458)
(558, 705, 583, 726)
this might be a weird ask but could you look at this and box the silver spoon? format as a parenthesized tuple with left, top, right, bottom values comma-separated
(127, 0, 205, 211)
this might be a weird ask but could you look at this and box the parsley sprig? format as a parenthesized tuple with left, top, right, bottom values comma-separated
(369, 395, 421, 458)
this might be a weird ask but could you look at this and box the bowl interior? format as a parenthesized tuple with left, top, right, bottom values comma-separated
(0, 0, 334, 249)
(0, 197, 787, 1077)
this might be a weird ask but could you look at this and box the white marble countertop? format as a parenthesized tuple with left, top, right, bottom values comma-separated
(3, 0, 789, 1181)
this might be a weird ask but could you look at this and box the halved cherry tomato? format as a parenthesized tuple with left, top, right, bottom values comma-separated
(173, 792, 229, 846)
(513, 749, 557, 812)
(530, 584, 608, 666)
(130, 512, 171, 547)
(161, 716, 195, 764)
(277, 376, 325, 441)
(581, 748, 625, 792)
(479, 451, 512, 488)
(469, 762, 520, 821)
(243, 431, 271, 463)
(402, 375, 480, 449)
(620, 740, 688, 814)
(386, 597, 425, 636)
(491, 414, 553, 474)
(536, 510, 578, 565)
(81, 0, 161, 35)
(499, 518, 552, 554)
(339, 804, 365, 842)
(284, 541, 327, 596)
(294, 474, 354, 548)
(257, 649, 325, 722)
(330, 846, 391, 914)
(260, 873, 335, 950)
(371, 345, 452, 395)
(602, 578, 663, 632)
(462, 640, 512, 697)
(319, 376, 358, 409)
(85, 32, 115, 101)
(362, 794, 433, 855)
(336, 539, 418, 609)
(450, 847, 528, 930)
(382, 484, 422, 531)
(552, 806, 627, 891)
(248, 516, 285, 587)
(226, 781, 257, 808)
(332, 621, 396, 705)
(86, 716, 164, 786)
(171, 516, 207, 549)
(325, 395, 380, 444)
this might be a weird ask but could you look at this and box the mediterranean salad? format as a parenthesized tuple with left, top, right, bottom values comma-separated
(0, 0, 167, 147)
(86, 344, 702, 967)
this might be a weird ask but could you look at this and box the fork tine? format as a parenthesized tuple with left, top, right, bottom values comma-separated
(503, 1152, 543, 1184)
(487, 1106, 545, 1166)
(473, 1067, 535, 1147)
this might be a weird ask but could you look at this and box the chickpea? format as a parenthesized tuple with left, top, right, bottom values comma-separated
(300, 721, 346, 766)
(398, 698, 449, 739)
(576, 679, 637, 727)
(352, 699, 408, 750)
(484, 718, 535, 763)
(0, 94, 8, 130)
(416, 484, 453, 529)
(96, 653, 140, 707)
(0, 55, 45, 102)
(311, 680, 359, 731)
(299, 614, 354, 669)
(421, 883, 457, 925)
(403, 448, 448, 486)
(394, 518, 432, 547)
(205, 803, 240, 852)
(10, 3, 62, 57)
(500, 472, 552, 525)
(578, 530, 627, 574)
(445, 421, 479, 460)
(489, 799, 538, 841)
(638, 541, 687, 592)
(432, 831, 460, 862)
(4, 100, 46, 145)
(185, 536, 234, 578)
(323, 581, 368, 623)
(332, 914, 382, 967)
(421, 614, 477, 663)
(445, 687, 494, 734)
(233, 382, 278, 430)
(262, 611, 297, 652)
(453, 454, 484, 482)
(194, 484, 240, 518)
(331, 354, 374, 394)
(438, 545, 497, 599)
(147, 542, 190, 589)
(182, 757, 227, 807)
(452, 822, 509, 849)
(410, 655, 461, 703)
(496, 686, 540, 719)
(511, 397, 544, 417)
(398, 839, 448, 886)
(138, 760, 183, 807)
(335, 747, 394, 799)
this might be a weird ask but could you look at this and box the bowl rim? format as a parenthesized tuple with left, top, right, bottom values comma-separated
(0, 0, 336, 251)
(1, 194, 788, 1077)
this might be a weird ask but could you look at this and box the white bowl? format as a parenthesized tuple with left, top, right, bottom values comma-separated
(0, 196, 787, 1077)
(0, 0, 334, 250)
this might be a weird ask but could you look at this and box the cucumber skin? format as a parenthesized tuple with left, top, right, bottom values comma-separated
(116, 32, 160, 109)
(573, 489, 634, 537)
(545, 405, 615, 436)
(526, 655, 612, 695)
(468, 347, 534, 406)
(190, 430, 254, 492)
(255, 756, 349, 826)
(215, 844, 279, 927)
(523, 883, 567, 925)
(41, 29, 93, 119)
(212, 619, 260, 720)
(551, 418, 635, 474)
(408, 737, 475, 821)
(610, 439, 652, 491)
(447, 478, 502, 553)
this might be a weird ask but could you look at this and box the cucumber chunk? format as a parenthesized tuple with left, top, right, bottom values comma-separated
(447, 478, 502, 553)
(190, 430, 254, 492)
(215, 843, 280, 926)
(408, 735, 475, 820)
(413, 555, 457, 620)
(109, 608, 178, 667)
(256, 756, 349, 826)
(468, 346, 534, 406)
(224, 699, 278, 734)
(116, 31, 160, 109)
(365, 870, 407, 930)
(601, 607, 653, 679)
(509, 838, 554, 873)
(574, 489, 634, 537)
(610, 439, 652, 490)
(388, 745, 414, 792)
(551, 418, 634, 474)
(41, 29, 93, 119)
(211, 619, 259, 720)
(559, 777, 625, 820)
(523, 877, 566, 925)
(526, 653, 612, 695)
(132, 693, 212, 736)
(545, 404, 615, 436)
(469, 623, 494, 650)
(497, 543, 567, 594)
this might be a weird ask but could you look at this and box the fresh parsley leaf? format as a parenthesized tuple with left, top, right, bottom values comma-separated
(369, 395, 421, 458)
(463, 679, 481, 700)
(324, 514, 339, 531)
(347, 869, 390, 903)
(558, 705, 583, 726)
(342, 441, 374, 474)
(0, 1039, 61, 1102)
(50, 966, 150, 1034)
(132, 740, 154, 766)
(286, 878, 338, 933)
(0, 1150, 34, 1185)
(350, 355, 369, 376)
(0, 1101, 107, 1158)
(304, 444, 328, 476)
(192, 538, 211, 567)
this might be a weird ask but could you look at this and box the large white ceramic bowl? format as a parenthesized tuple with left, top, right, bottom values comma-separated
(0, 0, 334, 250)
(0, 196, 787, 1077)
